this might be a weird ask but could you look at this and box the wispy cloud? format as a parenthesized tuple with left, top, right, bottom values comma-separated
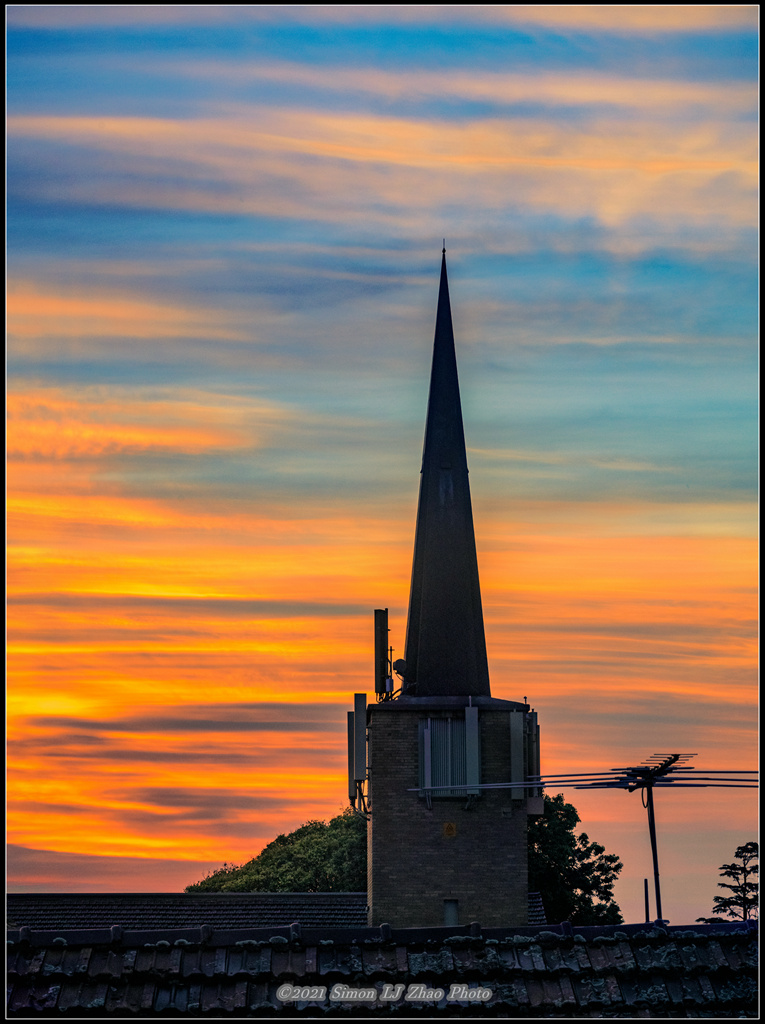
(172, 60, 759, 118)
(12, 109, 755, 177)
(7, 5, 757, 32)
(9, 108, 757, 232)
(7, 279, 252, 344)
(470, 447, 675, 471)
(6, 845, 223, 893)
(6, 386, 265, 460)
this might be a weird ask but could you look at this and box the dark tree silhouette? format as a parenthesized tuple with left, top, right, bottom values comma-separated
(696, 841, 758, 923)
(527, 794, 623, 924)
(186, 795, 623, 925)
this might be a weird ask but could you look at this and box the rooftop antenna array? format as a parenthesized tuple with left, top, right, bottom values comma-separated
(348, 610, 405, 818)
(347, 692, 369, 816)
(373, 608, 399, 703)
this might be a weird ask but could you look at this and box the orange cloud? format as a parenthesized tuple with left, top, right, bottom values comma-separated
(8, 109, 757, 230)
(495, 5, 758, 31)
(10, 111, 755, 175)
(5, 387, 269, 460)
(7, 281, 249, 343)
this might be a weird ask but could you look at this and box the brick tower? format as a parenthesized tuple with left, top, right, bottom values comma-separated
(352, 251, 541, 929)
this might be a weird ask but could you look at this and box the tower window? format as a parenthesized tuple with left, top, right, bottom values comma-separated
(444, 899, 459, 926)
(419, 709, 480, 798)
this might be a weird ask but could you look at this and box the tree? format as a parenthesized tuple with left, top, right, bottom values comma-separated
(186, 795, 623, 925)
(696, 842, 758, 923)
(527, 794, 623, 924)
(186, 808, 366, 893)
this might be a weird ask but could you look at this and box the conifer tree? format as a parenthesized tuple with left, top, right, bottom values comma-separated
(696, 842, 759, 923)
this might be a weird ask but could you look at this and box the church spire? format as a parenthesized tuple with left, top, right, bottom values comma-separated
(402, 252, 491, 697)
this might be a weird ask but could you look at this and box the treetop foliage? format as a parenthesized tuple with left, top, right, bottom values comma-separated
(186, 808, 366, 893)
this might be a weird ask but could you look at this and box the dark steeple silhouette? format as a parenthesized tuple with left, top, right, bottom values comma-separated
(401, 251, 491, 697)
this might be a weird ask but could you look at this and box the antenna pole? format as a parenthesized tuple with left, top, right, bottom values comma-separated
(645, 780, 663, 920)
(644, 878, 650, 923)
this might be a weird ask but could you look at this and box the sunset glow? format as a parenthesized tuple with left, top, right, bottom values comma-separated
(7, 6, 757, 925)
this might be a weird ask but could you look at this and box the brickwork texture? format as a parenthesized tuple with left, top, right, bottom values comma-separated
(367, 706, 528, 927)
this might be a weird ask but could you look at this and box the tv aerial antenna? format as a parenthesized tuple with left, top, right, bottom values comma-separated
(528, 753, 758, 922)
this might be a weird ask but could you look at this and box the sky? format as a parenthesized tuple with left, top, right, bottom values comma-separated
(6, 5, 758, 925)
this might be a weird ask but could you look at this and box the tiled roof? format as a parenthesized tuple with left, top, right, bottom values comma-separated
(7, 893, 368, 931)
(528, 891, 546, 925)
(7, 919, 757, 1017)
(7, 891, 546, 931)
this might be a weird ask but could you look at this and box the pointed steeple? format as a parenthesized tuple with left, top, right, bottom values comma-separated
(402, 251, 491, 697)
